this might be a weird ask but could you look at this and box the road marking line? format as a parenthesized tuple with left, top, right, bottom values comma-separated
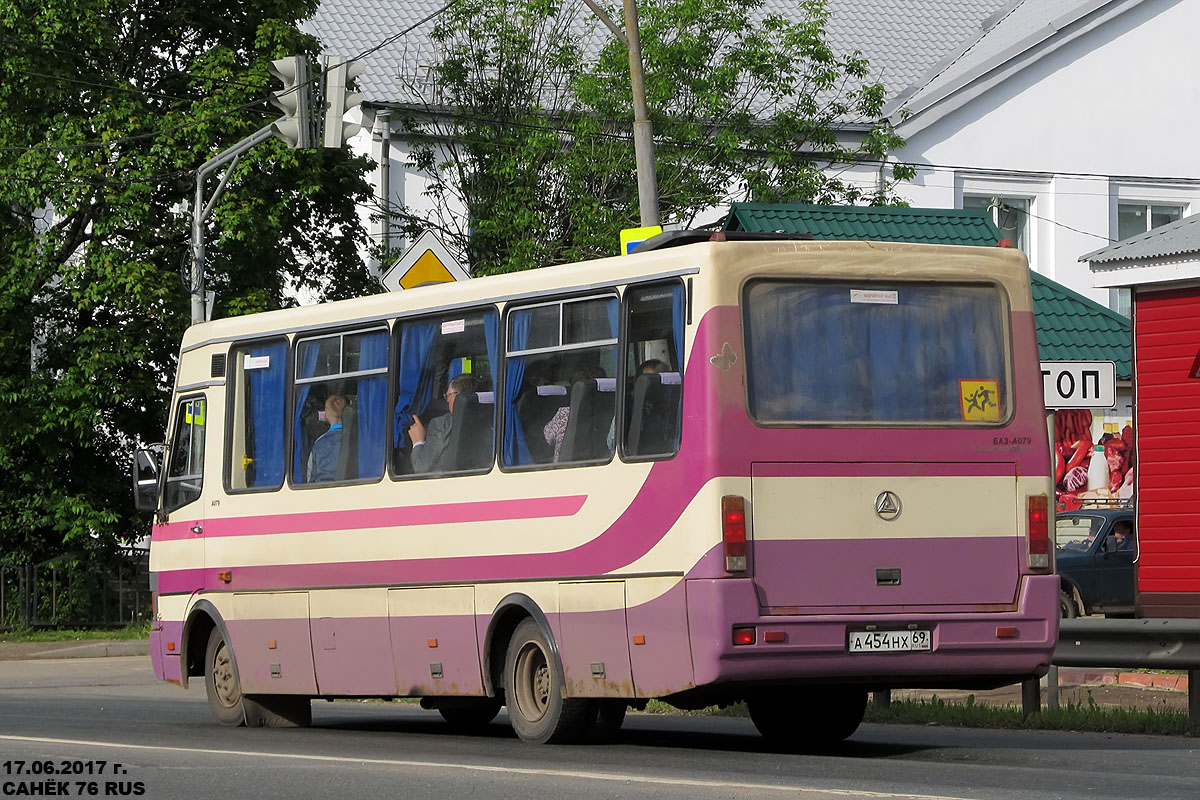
(0, 734, 973, 800)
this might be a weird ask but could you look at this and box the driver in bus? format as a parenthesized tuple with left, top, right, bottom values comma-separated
(410, 374, 477, 473)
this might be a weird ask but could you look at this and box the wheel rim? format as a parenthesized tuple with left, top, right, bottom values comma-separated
(513, 639, 551, 724)
(212, 640, 240, 708)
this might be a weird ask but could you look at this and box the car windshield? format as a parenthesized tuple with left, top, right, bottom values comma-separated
(1055, 515, 1105, 550)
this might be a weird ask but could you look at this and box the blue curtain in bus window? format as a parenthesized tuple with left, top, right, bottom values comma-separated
(747, 284, 1004, 422)
(504, 310, 532, 466)
(393, 321, 438, 448)
(671, 284, 684, 368)
(605, 297, 618, 338)
(247, 341, 287, 487)
(293, 342, 320, 480)
(483, 311, 498, 433)
(357, 330, 388, 478)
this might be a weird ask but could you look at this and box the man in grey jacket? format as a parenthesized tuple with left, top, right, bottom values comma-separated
(409, 374, 477, 473)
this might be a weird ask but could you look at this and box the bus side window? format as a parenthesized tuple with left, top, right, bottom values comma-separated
(227, 340, 287, 492)
(392, 308, 498, 477)
(622, 282, 684, 459)
(293, 328, 389, 485)
(164, 397, 206, 513)
(503, 295, 618, 468)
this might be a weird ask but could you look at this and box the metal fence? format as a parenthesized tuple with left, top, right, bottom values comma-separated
(0, 550, 150, 630)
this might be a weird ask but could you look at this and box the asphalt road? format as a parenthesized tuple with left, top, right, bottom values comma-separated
(0, 658, 1197, 800)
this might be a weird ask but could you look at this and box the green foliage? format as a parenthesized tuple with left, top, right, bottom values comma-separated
(393, 0, 912, 275)
(0, 0, 374, 564)
(864, 694, 1192, 736)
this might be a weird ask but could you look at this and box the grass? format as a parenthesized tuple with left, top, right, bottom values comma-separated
(863, 693, 1192, 736)
(0, 621, 151, 643)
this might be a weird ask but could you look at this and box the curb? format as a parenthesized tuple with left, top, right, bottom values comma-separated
(0, 640, 149, 661)
(1056, 668, 1189, 692)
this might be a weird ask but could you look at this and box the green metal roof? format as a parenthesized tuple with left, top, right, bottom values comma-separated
(724, 202, 1005, 246)
(722, 203, 1130, 379)
(1030, 272, 1131, 380)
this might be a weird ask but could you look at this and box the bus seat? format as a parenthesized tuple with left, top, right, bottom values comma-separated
(517, 385, 569, 464)
(559, 378, 616, 463)
(335, 402, 359, 481)
(447, 391, 493, 472)
(627, 373, 682, 457)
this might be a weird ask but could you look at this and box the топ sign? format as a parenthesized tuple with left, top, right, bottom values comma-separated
(1040, 361, 1116, 409)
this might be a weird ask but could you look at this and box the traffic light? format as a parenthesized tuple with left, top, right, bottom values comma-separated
(322, 56, 365, 149)
(268, 56, 313, 149)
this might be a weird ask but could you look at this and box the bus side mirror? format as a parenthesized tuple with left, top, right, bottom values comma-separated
(133, 447, 163, 514)
(1102, 535, 1119, 554)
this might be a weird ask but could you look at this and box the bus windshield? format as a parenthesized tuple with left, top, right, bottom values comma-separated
(744, 280, 1009, 424)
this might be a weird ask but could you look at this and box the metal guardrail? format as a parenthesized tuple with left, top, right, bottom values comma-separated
(1017, 618, 1200, 726)
(1055, 618, 1200, 669)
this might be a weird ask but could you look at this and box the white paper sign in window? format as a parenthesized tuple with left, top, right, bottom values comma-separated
(850, 289, 898, 305)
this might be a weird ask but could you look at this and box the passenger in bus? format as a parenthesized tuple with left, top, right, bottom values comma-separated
(410, 374, 477, 473)
(308, 394, 348, 482)
(543, 365, 606, 462)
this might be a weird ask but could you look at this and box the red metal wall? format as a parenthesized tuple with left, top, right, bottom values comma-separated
(1134, 286, 1200, 618)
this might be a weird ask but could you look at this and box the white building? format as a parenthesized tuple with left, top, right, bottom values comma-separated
(308, 0, 1200, 308)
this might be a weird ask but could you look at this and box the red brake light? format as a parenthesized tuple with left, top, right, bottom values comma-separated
(722, 495, 747, 572)
(1027, 494, 1050, 571)
(732, 627, 756, 646)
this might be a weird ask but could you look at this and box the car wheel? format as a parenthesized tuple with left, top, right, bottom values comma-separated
(1060, 591, 1079, 619)
(503, 618, 593, 744)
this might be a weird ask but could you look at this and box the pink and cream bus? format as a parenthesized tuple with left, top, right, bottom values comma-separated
(134, 234, 1058, 745)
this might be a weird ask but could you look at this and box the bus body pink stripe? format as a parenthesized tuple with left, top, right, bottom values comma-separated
(152, 494, 588, 542)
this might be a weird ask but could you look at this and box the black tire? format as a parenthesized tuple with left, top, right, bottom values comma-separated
(589, 699, 627, 742)
(503, 618, 594, 744)
(439, 699, 502, 730)
(204, 628, 247, 727)
(747, 687, 867, 748)
(1060, 590, 1079, 619)
(244, 694, 312, 728)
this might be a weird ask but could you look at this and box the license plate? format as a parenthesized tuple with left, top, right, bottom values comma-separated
(848, 629, 932, 653)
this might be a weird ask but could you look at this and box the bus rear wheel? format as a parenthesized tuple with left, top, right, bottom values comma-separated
(503, 618, 593, 744)
(438, 698, 502, 730)
(747, 687, 867, 748)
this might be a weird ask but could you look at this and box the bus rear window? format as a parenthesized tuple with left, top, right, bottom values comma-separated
(744, 281, 1009, 424)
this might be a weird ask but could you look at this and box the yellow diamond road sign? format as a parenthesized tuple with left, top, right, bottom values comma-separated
(381, 231, 469, 292)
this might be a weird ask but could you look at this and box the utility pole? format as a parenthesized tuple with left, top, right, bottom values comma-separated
(189, 125, 276, 325)
(581, 0, 660, 227)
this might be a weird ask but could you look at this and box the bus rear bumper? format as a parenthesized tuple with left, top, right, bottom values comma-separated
(686, 575, 1059, 690)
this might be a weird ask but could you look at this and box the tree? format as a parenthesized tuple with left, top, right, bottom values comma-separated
(391, 0, 912, 276)
(0, 0, 374, 567)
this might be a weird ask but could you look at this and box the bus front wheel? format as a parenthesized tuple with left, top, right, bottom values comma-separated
(204, 628, 248, 726)
(503, 618, 593, 744)
(204, 627, 311, 727)
(747, 687, 867, 748)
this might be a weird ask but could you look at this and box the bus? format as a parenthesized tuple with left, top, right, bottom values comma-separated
(134, 234, 1058, 745)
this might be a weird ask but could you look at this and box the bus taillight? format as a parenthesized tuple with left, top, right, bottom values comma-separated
(1027, 494, 1050, 571)
(722, 495, 747, 573)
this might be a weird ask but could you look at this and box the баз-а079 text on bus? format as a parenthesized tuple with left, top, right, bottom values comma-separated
(132, 234, 1058, 746)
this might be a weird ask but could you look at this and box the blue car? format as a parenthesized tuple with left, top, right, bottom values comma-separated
(1056, 508, 1137, 618)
